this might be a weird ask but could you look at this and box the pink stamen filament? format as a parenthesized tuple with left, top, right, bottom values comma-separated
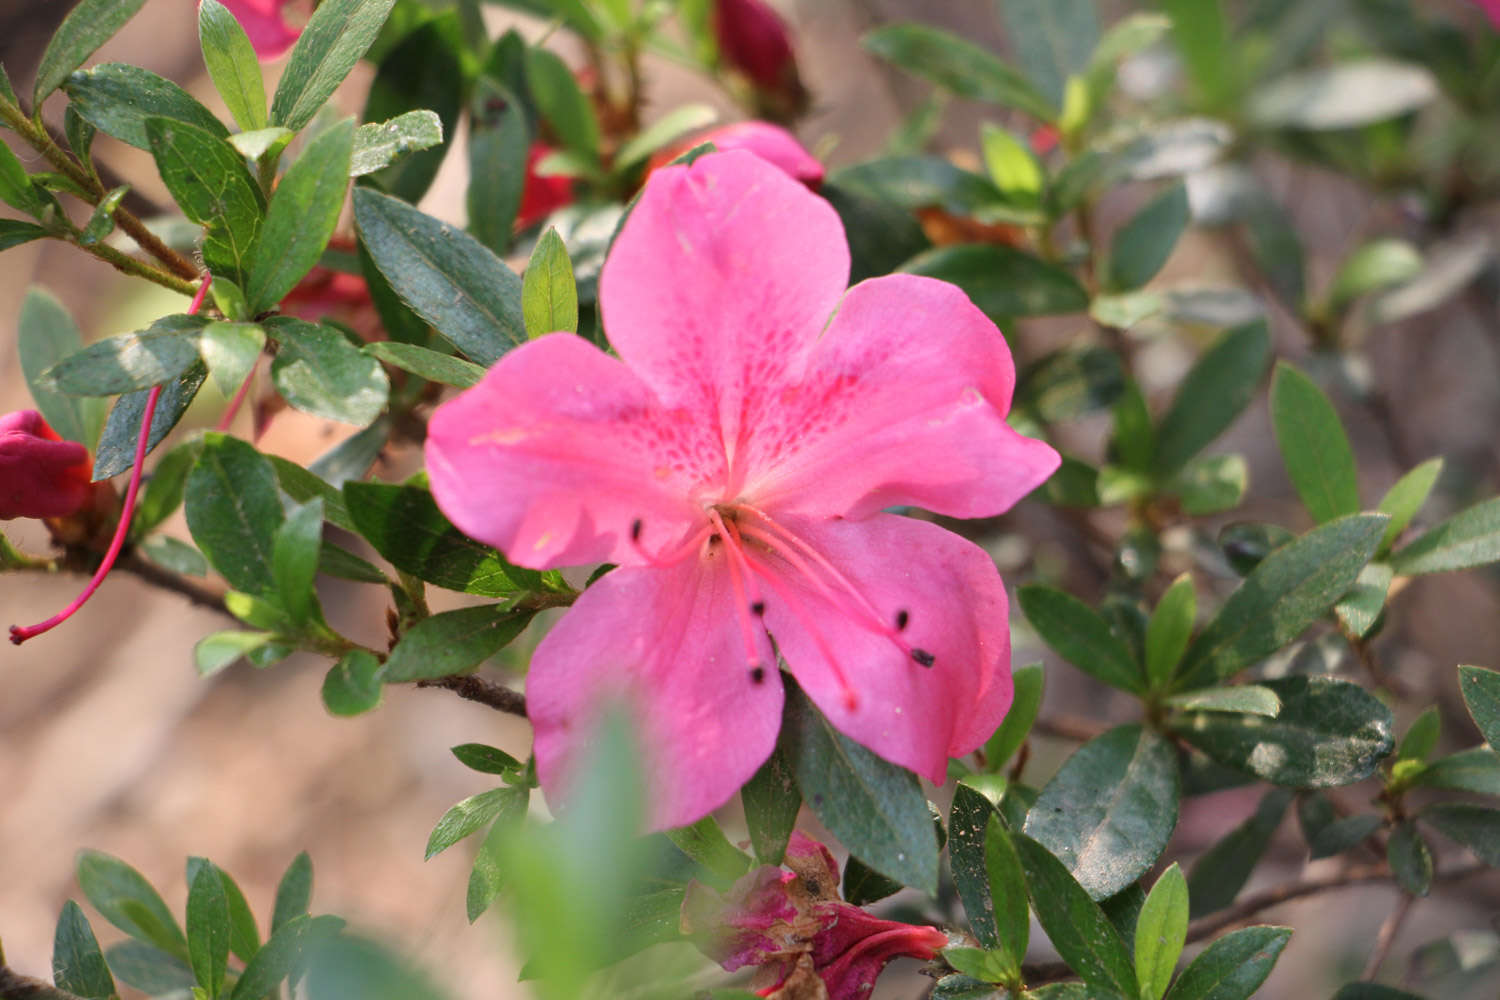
(10, 274, 213, 646)
(707, 508, 765, 672)
(629, 519, 715, 569)
(743, 553, 859, 711)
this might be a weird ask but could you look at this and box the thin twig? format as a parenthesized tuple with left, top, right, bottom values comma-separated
(415, 674, 527, 717)
(1362, 892, 1416, 981)
(1031, 713, 1110, 743)
(115, 551, 232, 618)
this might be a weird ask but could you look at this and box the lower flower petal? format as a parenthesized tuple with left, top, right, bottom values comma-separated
(526, 556, 783, 831)
(757, 513, 1014, 782)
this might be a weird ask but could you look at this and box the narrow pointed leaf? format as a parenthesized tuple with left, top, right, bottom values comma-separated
(271, 852, 313, 933)
(863, 23, 1057, 120)
(1019, 585, 1143, 694)
(1376, 458, 1443, 554)
(198, 0, 267, 131)
(1162, 925, 1291, 1000)
(270, 0, 399, 131)
(186, 860, 231, 997)
(522, 227, 579, 337)
(741, 745, 801, 866)
(1135, 863, 1188, 1000)
(381, 604, 534, 681)
(33, 0, 148, 106)
(76, 850, 187, 958)
(52, 900, 116, 999)
(1152, 320, 1271, 478)
(1270, 363, 1360, 523)
(1391, 497, 1500, 575)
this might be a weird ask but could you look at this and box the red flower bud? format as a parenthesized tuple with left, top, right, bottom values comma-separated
(0, 410, 93, 520)
(517, 144, 577, 231)
(713, 0, 810, 120)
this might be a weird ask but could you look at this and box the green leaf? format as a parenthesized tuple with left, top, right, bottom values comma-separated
(1171, 676, 1394, 788)
(365, 341, 483, 388)
(1296, 794, 1380, 860)
(904, 244, 1088, 319)
(271, 852, 313, 932)
(821, 183, 931, 286)
(320, 649, 384, 716)
(1187, 789, 1291, 916)
(189, 861, 260, 963)
(1333, 562, 1393, 639)
(1172, 453, 1248, 516)
(1166, 685, 1281, 717)
(0, 218, 49, 251)
(1017, 345, 1124, 422)
(1018, 585, 1143, 694)
(783, 681, 938, 894)
(613, 103, 719, 169)
(1410, 746, 1500, 797)
(1145, 575, 1196, 690)
(524, 45, 601, 157)
(862, 23, 1056, 120)
(979, 123, 1044, 201)
(351, 110, 444, 177)
(343, 482, 541, 595)
(200, 322, 265, 397)
(354, 186, 527, 365)
(1162, 925, 1291, 1000)
(271, 497, 324, 626)
(1369, 235, 1491, 325)
(194, 630, 275, 676)
(1391, 497, 1500, 575)
(466, 811, 517, 922)
(33, 0, 148, 106)
(1422, 803, 1500, 866)
(1387, 821, 1433, 896)
(1012, 831, 1139, 998)
(983, 815, 1030, 973)
(198, 0, 267, 131)
(664, 817, 753, 887)
(1107, 183, 1190, 291)
(52, 900, 115, 1000)
(142, 535, 209, 577)
(1398, 706, 1442, 763)
(271, 0, 399, 131)
(76, 850, 187, 958)
(360, 17, 462, 201)
(1460, 665, 1500, 751)
(1152, 319, 1271, 478)
(466, 77, 528, 255)
(1326, 239, 1423, 312)
(77, 185, 126, 245)
(103, 941, 196, 995)
(185, 434, 284, 595)
(931, 974, 1011, 1000)
(741, 745, 801, 866)
(270, 455, 355, 531)
(1376, 458, 1442, 554)
(451, 743, 522, 775)
(229, 125, 295, 161)
(1249, 60, 1438, 130)
(1175, 514, 1388, 687)
(1135, 863, 1188, 1000)
(985, 663, 1044, 770)
(145, 117, 265, 282)
(522, 227, 579, 337)
(64, 63, 229, 150)
(381, 604, 533, 681)
(1023, 724, 1180, 900)
(834, 156, 1043, 226)
(995, 0, 1098, 110)
(309, 416, 390, 486)
(425, 787, 527, 859)
(266, 317, 389, 426)
(246, 118, 354, 313)
(1269, 363, 1360, 523)
(950, 783, 1002, 949)
(44, 314, 209, 396)
(93, 361, 208, 480)
(843, 805, 945, 905)
(186, 861, 231, 997)
(19, 288, 107, 448)
(230, 914, 344, 1000)
(0, 141, 47, 218)
(1160, 0, 1232, 109)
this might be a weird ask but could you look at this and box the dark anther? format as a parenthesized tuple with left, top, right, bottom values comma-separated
(750, 666, 766, 684)
(894, 608, 910, 631)
(911, 648, 935, 668)
(751, 601, 766, 616)
(630, 518, 642, 541)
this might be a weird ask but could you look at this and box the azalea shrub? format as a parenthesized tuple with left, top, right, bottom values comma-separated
(3, 1, 1500, 999)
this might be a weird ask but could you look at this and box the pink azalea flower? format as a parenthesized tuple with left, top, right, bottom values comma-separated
(681, 832, 950, 998)
(425, 150, 1059, 830)
(219, 0, 303, 61)
(648, 121, 824, 188)
(1478, 0, 1500, 27)
(0, 410, 94, 520)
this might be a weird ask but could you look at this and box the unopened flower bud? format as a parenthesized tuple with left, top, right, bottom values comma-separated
(0, 410, 93, 521)
(713, 0, 810, 121)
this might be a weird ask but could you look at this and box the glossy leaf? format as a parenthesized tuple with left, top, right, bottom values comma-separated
(1019, 585, 1143, 694)
(1162, 925, 1291, 1000)
(51, 900, 115, 1000)
(1376, 458, 1442, 554)
(741, 744, 800, 866)
(426, 787, 527, 859)
(146, 117, 264, 281)
(365, 341, 483, 388)
(1107, 183, 1190, 291)
(76, 850, 187, 958)
(1152, 320, 1271, 478)
(200, 321, 265, 397)
(983, 814, 1030, 972)
(863, 23, 1056, 120)
(320, 649, 384, 716)
(1391, 497, 1500, 576)
(950, 782, 1002, 949)
(93, 361, 208, 480)
(351, 110, 444, 177)
(194, 630, 275, 677)
(198, 0, 266, 131)
(0, 219, 48, 252)
(1187, 790, 1291, 917)
(33, 0, 148, 106)
(185, 434, 285, 595)
(1166, 685, 1280, 717)
(360, 18, 462, 201)
(984, 663, 1044, 770)
(64, 63, 229, 150)
(270, 0, 399, 131)
(381, 604, 534, 682)
(1334, 562, 1393, 639)
(267, 318, 389, 426)
(43, 314, 208, 396)
(186, 860, 231, 997)
(522, 227, 579, 337)
(271, 497, 324, 626)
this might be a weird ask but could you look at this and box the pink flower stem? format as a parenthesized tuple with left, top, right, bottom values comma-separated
(215, 360, 257, 433)
(11, 274, 213, 646)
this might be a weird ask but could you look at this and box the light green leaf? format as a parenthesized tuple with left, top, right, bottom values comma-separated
(1166, 685, 1280, 717)
(1270, 363, 1360, 523)
(266, 317, 389, 426)
(1376, 458, 1443, 554)
(198, 0, 267, 131)
(199, 322, 264, 396)
(1135, 863, 1188, 1000)
(351, 110, 444, 177)
(364, 341, 483, 388)
(270, 0, 399, 131)
(522, 227, 578, 337)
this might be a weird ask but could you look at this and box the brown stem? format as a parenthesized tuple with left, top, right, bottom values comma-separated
(114, 551, 232, 618)
(415, 674, 527, 717)
(1031, 713, 1109, 743)
(0, 965, 87, 1000)
(72, 235, 200, 295)
(1362, 892, 1416, 981)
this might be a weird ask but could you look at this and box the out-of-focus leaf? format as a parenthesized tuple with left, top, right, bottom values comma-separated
(51, 900, 116, 1000)
(467, 77, 528, 256)
(1162, 925, 1291, 1000)
(1019, 585, 1143, 694)
(1172, 453, 1247, 516)
(1326, 239, 1423, 311)
(524, 45, 600, 157)
(1107, 184, 1190, 291)
(1421, 803, 1500, 866)
(1409, 747, 1500, 797)
(361, 17, 463, 201)
(1459, 665, 1500, 751)
(1152, 320, 1270, 478)
(862, 23, 1056, 120)
(1391, 497, 1500, 576)
(1017, 345, 1124, 422)
(1388, 821, 1433, 896)
(904, 244, 1088, 320)
(1248, 60, 1438, 130)
(18, 288, 107, 448)
(985, 663, 1044, 770)
(1166, 685, 1280, 717)
(995, 0, 1098, 110)
(833, 156, 1044, 226)
(1145, 575, 1196, 690)
(1368, 235, 1492, 325)
(1270, 363, 1360, 524)
(1186, 789, 1291, 916)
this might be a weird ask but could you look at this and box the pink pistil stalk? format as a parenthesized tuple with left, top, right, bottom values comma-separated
(11, 274, 213, 645)
(216, 360, 258, 433)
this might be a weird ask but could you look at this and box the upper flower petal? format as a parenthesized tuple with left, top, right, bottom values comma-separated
(743, 273, 1060, 520)
(756, 513, 1015, 782)
(221, 0, 302, 60)
(526, 556, 783, 831)
(598, 150, 849, 482)
(426, 334, 720, 569)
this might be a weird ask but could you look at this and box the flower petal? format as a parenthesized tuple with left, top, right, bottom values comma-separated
(526, 556, 783, 831)
(746, 273, 1060, 520)
(426, 334, 720, 569)
(221, 0, 301, 60)
(598, 150, 849, 478)
(756, 513, 1014, 782)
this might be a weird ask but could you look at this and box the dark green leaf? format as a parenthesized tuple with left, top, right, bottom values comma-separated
(1012, 831, 1139, 998)
(52, 900, 115, 1000)
(45, 314, 208, 396)
(364, 341, 483, 387)
(1107, 184, 1190, 292)
(1334, 562, 1392, 639)
(1017, 346, 1124, 422)
(1410, 746, 1500, 797)
(354, 186, 527, 365)
(862, 23, 1056, 119)
(381, 604, 534, 681)
(266, 317, 389, 426)
(1460, 665, 1500, 751)
(466, 77, 528, 255)
(425, 787, 527, 859)
(343, 481, 541, 595)
(1152, 320, 1271, 478)
(1391, 497, 1500, 575)
(1376, 458, 1442, 554)
(77, 184, 126, 245)
(833, 156, 1043, 226)
(76, 849, 186, 958)
(522, 227, 579, 337)
(904, 244, 1088, 319)
(995, 0, 1098, 110)
(844, 802, 945, 904)
(271, 0, 400, 131)
(1172, 676, 1394, 788)
(64, 63, 229, 150)
(185, 433, 284, 594)
(1217, 521, 1294, 576)
(200, 321, 265, 397)
(199, 0, 267, 131)
(985, 662, 1044, 770)
(783, 681, 938, 893)
(820, 182, 931, 285)
(1248, 60, 1438, 130)
(246, 118, 354, 313)
(308, 414, 389, 486)
(1296, 794, 1380, 859)
(1162, 925, 1291, 1000)
(33, 0, 148, 106)
(664, 817, 753, 888)
(230, 914, 344, 1000)
(19, 287, 106, 448)
(931, 974, 1011, 999)
(1018, 585, 1143, 694)
(351, 110, 444, 177)
(103, 941, 195, 995)
(0, 218, 48, 251)
(195, 862, 260, 963)
(1186, 788, 1290, 916)
(360, 17, 463, 201)
(93, 361, 208, 479)
(271, 852, 312, 933)
(187, 860, 231, 997)
(1024, 725, 1180, 899)
(1270, 363, 1360, 523)
(742, 744, 801, 866)
(271, 497, 324, 626)
(450, 743, 522, 775)
(1175, 514, 1387, 687)
(145, 117, 264, 282)
(1421, 803, 1500, 866)
(950, 782, 1002, 949)
(270, 455, 355, 532)
(523, 46, 600, 157)
(1388, 821, 1432, 896)
(1135, 863, 1188, 1000)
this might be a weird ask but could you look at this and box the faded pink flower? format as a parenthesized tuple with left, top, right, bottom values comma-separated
(219, 0, 302, 60)
(648, 121, 824, 188)
(425, 150, 1058, 829)
(0, 410, 93, 520)
(682, 832, 950, 998)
